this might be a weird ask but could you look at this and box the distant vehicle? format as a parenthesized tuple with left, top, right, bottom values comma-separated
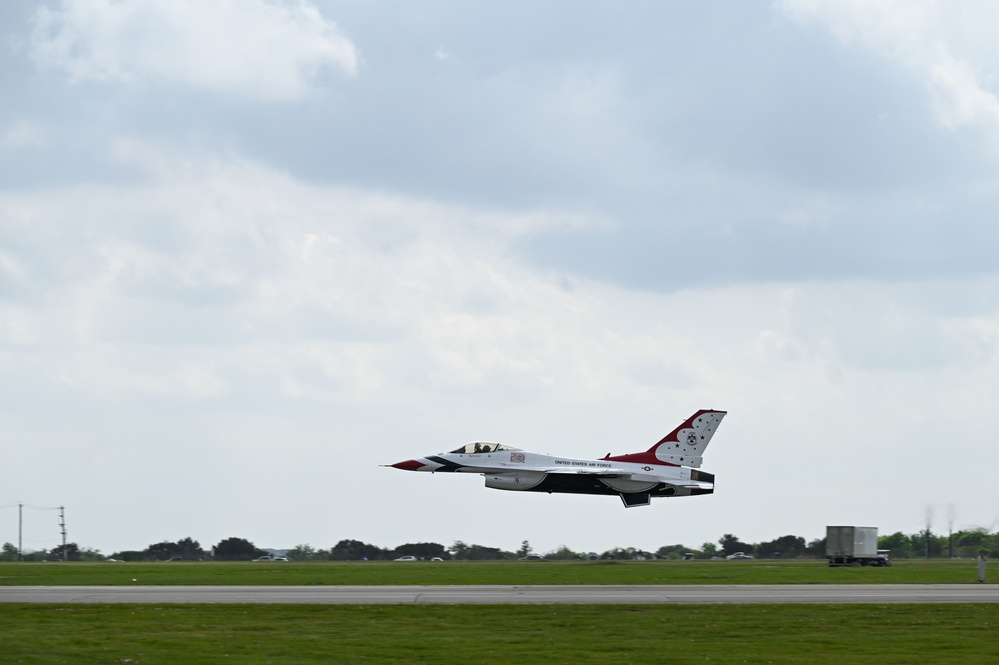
(519, 554, 544, 561)
(252, 556, 274, 562)
(167, 557, 184, 562)
(394, 555, 417, 561)
(725, 552, 753, 560)
(826, 526, 889, 566)
(272, 556, 289, 562)
(388, 409, 726, 508)
(682, 553, 695, 560)
(430, 557, 444, 562)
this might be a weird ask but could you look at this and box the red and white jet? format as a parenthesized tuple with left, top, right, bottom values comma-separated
(388, 409, 726, 508)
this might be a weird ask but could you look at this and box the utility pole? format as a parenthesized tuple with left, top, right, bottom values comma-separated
(18, 503, 22, 562)
(925, 506, 933, 560)
(59, 507, 67, 562)
(948, 504, 955, 559)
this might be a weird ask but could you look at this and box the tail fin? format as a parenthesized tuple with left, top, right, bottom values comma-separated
(604, 409, 726, 468)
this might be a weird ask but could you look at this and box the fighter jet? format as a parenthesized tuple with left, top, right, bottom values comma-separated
(387, 409, 726, 508)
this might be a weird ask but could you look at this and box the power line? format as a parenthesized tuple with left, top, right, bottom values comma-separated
(1, 503, 62, 512)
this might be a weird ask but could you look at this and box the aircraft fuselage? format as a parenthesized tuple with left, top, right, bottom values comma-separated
(388, 409, 725, 508)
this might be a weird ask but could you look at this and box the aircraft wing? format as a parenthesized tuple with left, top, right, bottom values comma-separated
(540, 467, 711, 487)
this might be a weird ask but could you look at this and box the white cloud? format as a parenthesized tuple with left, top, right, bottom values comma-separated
(777, 0, 999, 136)
(29, 0, 359, 100)
(0, 146, 787, 419)
(928, 51, 999, 131)
(0, 144, 620, 401)
(6, 142, 997, 410)
(6, 144, 999, 551)
(2, 120, 47, 152)
(0, 305, 32, 345)
(8, 0, 999, 552)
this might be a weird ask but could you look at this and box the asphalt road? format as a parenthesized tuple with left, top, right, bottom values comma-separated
(2, 584, 998, 604)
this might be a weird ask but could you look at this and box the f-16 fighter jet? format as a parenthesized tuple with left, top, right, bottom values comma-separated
(388, 409, 725, 508)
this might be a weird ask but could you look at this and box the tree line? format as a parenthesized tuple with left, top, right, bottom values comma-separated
(3, 527, 998, 562)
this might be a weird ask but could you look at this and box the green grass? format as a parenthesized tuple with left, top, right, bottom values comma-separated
(0, 558, 988, 586)
(1, 603, 997, 664)
(2, 560, 994, 664)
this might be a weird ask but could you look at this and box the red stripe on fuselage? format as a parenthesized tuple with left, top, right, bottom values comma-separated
(601, 451, 680, 466)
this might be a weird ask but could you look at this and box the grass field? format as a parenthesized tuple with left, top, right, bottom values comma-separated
(1, 603, 997, 664)
(0, 558, 989, 586)
(2, 560, 994, 664)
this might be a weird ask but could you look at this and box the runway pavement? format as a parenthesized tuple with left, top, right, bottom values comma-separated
(2, 584, 998, 604)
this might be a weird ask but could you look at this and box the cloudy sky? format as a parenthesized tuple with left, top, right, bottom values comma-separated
(3, 0, 999, 557)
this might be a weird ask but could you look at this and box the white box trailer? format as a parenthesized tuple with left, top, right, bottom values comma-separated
(826, 526, 891, 566)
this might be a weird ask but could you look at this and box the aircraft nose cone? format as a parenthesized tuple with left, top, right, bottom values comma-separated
(390, 459, 425, 471)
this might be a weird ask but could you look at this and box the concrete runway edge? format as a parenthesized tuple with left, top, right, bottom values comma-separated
(2, 584, 998, 604)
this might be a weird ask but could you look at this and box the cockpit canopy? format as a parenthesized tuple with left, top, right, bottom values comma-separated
(449, 442, 522, 455)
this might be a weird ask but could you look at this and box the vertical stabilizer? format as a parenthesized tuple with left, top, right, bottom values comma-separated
(604, 409, 726, 468)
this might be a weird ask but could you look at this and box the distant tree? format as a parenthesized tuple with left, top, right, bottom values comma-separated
(600, 547, 638, 560)
(909, 530, 946, 559)
(954, 528, 991, 558)
(656, 544, 689, 560)
(143, 538, 204, 561)
(329, 539, 387, 561)
(49, 543, 81, 562)
(213, 537, 264, 561)
(545, 545, 583, 560)
(110, 550, 147, 562)
(450, 541, 513, 560)
(806, 537, 826, 557)
(77, 547, 104, 562)
(517, 540, 531, 558)
(987, 533, 999, 558)
(757, 535, 806, 558)
(0, 542, 18, 561)
(878, 532, 913, 559)
(718, 534, 752, 557)
(145, 541, 174, 560)
(175, 537, 204, 560)
(287, 544, 318, 561)
(700, 542, 718, 559)
(393, 542, 450, 560)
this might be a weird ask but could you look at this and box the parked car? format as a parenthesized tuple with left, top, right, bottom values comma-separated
(394, 555, 417, 561)
(430, 557, 444, 562)
(725, 552, 754, 560)
(518, 554, 544, 561)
